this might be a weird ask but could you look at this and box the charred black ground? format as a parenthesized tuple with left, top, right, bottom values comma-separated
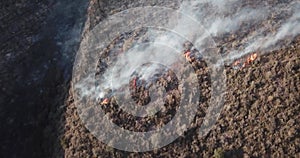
(0, 0, 88, 157)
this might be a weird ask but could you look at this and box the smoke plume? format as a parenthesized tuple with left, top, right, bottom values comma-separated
(75, 0, 300, 100)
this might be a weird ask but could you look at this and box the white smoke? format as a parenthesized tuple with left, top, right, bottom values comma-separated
(180, 0, 269, 36)
(75, 0, 300, 100)
(221, 1, 300, 62)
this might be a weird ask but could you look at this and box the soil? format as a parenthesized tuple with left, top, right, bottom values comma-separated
(62, 0, 300, 158)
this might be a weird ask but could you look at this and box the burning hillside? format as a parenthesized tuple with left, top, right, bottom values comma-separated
(92, 28, 211, 133)
(67, 0, 300, 157)
(2, 0, 299, 157)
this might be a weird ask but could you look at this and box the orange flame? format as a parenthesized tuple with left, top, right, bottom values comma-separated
(232, 53, 258, 69)
(233, 60, 241, 67)
(101, 98, 110, 105)
(244, 53, 258, 66)
(184, 51, 192, 62)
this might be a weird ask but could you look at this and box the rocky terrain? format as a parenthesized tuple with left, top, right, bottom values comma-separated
(0, 0, 299, 158)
